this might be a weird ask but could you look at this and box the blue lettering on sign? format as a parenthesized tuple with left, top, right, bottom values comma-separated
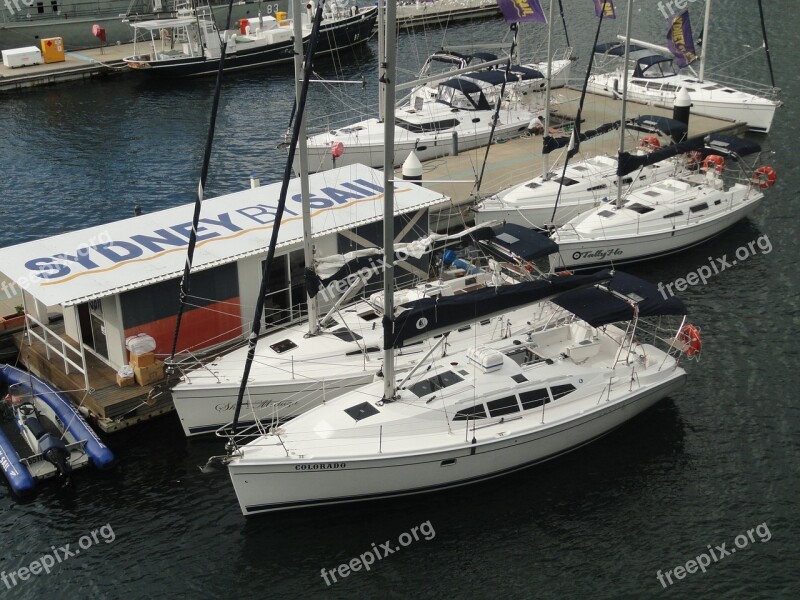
(24, 182, 388, 282)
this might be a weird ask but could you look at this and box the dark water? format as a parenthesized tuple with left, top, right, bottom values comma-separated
(1, 2, 798, 598)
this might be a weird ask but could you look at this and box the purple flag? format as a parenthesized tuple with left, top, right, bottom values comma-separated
(666, 10, 698, 68)
(497, 0, 547, 23)
(593, 0, 616, 19)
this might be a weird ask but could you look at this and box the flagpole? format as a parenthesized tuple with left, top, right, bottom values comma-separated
(616, 0, 633, 208)
(698, 0, 711, 82)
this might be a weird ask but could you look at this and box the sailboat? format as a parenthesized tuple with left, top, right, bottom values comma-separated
(550, 133, 774, 270)
(585, 1, 781, 132)
(296, 10, 572, 173)
(222, 0, 698, 515)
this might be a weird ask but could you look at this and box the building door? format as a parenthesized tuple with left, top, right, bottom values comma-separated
(77, 300, 108, 359)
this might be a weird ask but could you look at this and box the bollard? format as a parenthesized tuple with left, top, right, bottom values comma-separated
(672, 87, 692, 143)
(451, 131, 459, 156)
(402, 151, 423, 185)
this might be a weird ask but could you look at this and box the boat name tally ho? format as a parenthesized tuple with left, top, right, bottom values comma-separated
(0, 165, 450, 430)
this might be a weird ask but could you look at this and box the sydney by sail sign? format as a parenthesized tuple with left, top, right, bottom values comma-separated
(0, 164, 448, 307)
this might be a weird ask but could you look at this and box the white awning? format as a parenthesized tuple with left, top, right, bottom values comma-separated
(0, 164, 448, 307)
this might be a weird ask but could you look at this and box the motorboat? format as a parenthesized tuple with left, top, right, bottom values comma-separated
(0, 364, 114, 495)
(122, 2, 376, 77)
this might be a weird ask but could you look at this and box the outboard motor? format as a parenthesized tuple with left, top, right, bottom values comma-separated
(22, 410, 72, 482)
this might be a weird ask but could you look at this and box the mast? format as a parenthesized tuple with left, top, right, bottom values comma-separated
(615, 0, 634, 208)
(381, 0, 397, 401)
(292, 0, 318, 335)
(377, 0, 385, 122)
(698, 0, 711, 82)
(542, 0, 555, 179)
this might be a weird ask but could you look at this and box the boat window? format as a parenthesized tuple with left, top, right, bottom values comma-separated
(358, 310, 380, 321)
(660, 84, 680, 93)
(344, 401, 380, 422)
(622, 177, 633, 184)
(627, 203, 655, 214)
(714, 199, 721, 205)
(270, 339, 298, 354)
(396, 118, 460, 133)
(525, 182, 542, 189)
(703, 84, 723, 90)
(330, 328, 363, 342)
(554, 176, 579, 186)
(587, 184, 608, 191)
(512, 374, 528, 383)
(345, 346, 380, 356)
(598, 210, 615, 218)
(409, 371, 464, 397)
(663, 210, 684, 218)
(453, 404, 487, 421)
(684, 87, 696, 92)
(689, 202, 709, 213)
(572, 165, 588, 172)
(487, 395, 520, 417)
(520, 388, 550, 410)
(551, 384, 577, 400)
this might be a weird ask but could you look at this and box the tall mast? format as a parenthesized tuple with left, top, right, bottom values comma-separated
(615, 0, 633, 208)
(292, 0, 318, 335)
(381, 0, 397, 401)
(698, 0, 711, 82)
(377, 0, 385, 122)
(542, 0, 555, 179)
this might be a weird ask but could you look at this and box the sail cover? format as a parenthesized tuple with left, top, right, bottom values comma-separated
(627, 115, 688, 138)
(385, 269, 613, 348)
(543, 120, 620, 154)
(550, 271, 686, 327)
(701, 134, 761, 159)
(617, 134, 705, 177)
(477, 223, 559, 261)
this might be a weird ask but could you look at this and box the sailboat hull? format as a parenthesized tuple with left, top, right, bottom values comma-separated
(552, 185, 764, 270)
(229, 371, 686, 514)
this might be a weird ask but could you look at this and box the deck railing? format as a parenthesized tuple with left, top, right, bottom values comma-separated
(24, 313, 89, 391)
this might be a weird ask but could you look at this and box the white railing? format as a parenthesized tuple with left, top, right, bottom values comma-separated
(24, 313, 90, 391)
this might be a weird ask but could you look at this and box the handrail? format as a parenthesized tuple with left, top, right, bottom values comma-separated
(24, 313, 90, 391)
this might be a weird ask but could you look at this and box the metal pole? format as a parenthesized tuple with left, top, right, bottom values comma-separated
(377, 0, 385, 121)
(698, 0, 711, 82)
(542, 0, 555, 179)
(615, 0, 634, 208)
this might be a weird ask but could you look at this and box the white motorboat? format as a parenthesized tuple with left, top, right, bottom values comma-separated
(226, 270, 694, 514)
(171, 224, 560, 436)
(550, 136, 774, 270)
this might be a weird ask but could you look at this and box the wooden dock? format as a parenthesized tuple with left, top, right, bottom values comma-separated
(11, 320, 176, 433)
(397, 0, 500, 29)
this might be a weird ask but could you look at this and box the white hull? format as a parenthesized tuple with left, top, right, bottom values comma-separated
(552, 181, 764, 269)
(587, 72, 779, 133)
(229, 371, 686, 514)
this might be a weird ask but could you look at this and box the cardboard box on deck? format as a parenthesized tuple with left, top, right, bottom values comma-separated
(116, 372, 135, 388)
(134, 360, 164, 386)
(129, 351, 155, 368)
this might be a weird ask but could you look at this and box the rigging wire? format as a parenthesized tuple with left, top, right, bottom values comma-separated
(229, 0, 327, 437)
(168, 0, 236, 362)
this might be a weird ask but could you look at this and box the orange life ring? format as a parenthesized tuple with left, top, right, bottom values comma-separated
(685, 150, 704, 167)
(678, 324, 702, 357)
(702, 154, 725, 174)
(751, 166, 777, 189)
(639, 135, 660, 151)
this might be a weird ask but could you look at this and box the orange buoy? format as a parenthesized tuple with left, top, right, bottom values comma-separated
(330, 141, 345, 159)
(702, 154, 725, 174)
(639, 135, 661, 151)
(685, 150, 704, 167)
(678, 324, 702, 357)
(751, 166, 777, 189)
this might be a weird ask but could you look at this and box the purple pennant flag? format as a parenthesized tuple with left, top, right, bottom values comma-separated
(497, 0, 547, 23)
(666, 10, 698, 68)
(593, 0, 616, 19)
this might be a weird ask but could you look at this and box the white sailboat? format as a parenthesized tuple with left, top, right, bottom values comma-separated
(295, 15, 572, 173)
(224, 0, 698, 516)
(585, 0, 780, 132)
(550, 135, 774, 270)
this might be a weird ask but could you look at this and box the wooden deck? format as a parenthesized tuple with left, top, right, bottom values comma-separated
(12, 319, 176, 433)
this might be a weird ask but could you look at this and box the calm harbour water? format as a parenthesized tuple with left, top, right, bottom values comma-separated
(1, 2, 798, 598)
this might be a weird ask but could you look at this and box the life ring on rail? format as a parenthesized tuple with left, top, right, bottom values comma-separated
(685, 150, 704, 168)
(639, 135, 660, 151)
(702, 154, 725, 174)
(524, 263, 533, 273)
(678, 324, 702, 357)
(751, 166, 777, 189)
